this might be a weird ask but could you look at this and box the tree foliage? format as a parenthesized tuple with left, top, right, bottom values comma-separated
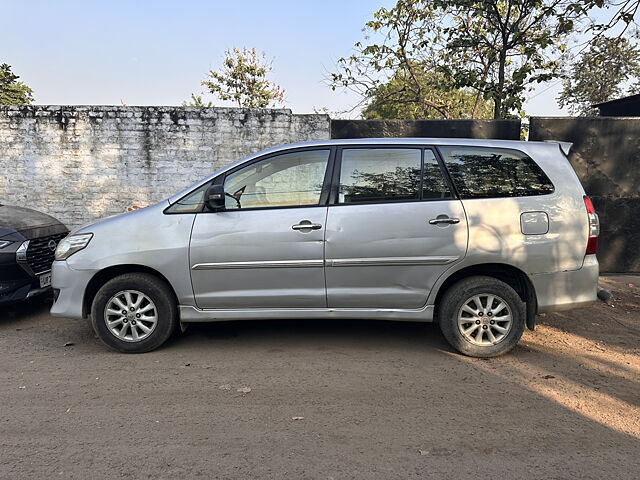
(182, 93, 213, 107)
(0, 63, 34, 105)
(362, 68, 494, 119)
(567, 0, 639, 34)
(331, 1, 493, 119)
(333, 0, 639, 119)
(435, 0, 577, 119)
(200, 48, 285, 108)
(558, 36, 640, 115)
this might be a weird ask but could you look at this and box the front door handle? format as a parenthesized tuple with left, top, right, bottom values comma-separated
(429, 216, 460, 225)
(292, 221, 322, 231)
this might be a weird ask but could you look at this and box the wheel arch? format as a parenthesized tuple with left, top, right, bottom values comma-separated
(82, 264, 178, 318)
(432, 263, 538, 331)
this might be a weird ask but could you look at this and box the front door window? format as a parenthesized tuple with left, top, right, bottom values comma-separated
(224, 149, 330, 209)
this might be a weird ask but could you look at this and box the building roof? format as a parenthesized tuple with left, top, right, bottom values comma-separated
(592, 93, 640, 108)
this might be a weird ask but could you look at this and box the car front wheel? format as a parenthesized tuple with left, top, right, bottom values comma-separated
(91, 273, 178, 353)
(438, 276, 525, 358)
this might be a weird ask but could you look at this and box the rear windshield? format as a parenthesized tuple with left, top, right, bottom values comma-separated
(438, 146, 555, 199)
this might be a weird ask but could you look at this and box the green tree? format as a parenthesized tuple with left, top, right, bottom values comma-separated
(558, 36, 640, 115)
(362, 70, 494, 119)
(566, 0, 639, 34)
(200, 48, 285, 108)
(444, 1, 640, 117)
(435, 0, 577, 119)
(331, 1, 490, 119)
(182, 93, 213, 107)
(332, 0, 580, 119)
(0, 63, 34, 105)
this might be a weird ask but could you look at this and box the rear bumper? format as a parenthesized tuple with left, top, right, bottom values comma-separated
(50, 261, 95, 319)
(530, 255, 599, 313)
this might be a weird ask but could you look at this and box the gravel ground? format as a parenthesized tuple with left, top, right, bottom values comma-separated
(0, 276, 638, 479)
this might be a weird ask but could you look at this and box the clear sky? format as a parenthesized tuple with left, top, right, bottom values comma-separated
(4, 0, 568, 116)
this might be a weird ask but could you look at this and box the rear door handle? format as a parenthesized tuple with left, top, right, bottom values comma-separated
(292, 221, 322, 231)
(429, 217, 460, 225)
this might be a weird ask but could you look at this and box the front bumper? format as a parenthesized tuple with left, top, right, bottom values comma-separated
(0, 279, 51, 305)
(530, 255, 599, 313)
(50, 261, 96, 319)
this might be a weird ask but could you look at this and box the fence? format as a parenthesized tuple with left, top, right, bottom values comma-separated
(530, 117, 640, 273)
(1, 107, 637, 272)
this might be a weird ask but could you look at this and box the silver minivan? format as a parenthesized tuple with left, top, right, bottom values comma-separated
(50, 138, 599, 357)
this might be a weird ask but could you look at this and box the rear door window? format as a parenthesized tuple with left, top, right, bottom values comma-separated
(423, 150, 453, 200)
(337, 148, 452, 204)
(338, 148, 421, 204)
(438, 146, 554, 198)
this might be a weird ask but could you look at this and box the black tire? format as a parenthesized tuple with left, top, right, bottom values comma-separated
(438, 275, 525, 358)
(90, 273, 178, 353)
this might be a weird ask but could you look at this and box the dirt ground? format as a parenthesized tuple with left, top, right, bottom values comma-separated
(0, 276, 638, 479)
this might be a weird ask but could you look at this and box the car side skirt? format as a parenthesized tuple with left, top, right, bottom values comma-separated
(178, 305, 435, 323)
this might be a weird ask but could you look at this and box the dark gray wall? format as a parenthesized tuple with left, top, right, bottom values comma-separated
(331, 119, 521, 140)
(530, 116, 640, 273)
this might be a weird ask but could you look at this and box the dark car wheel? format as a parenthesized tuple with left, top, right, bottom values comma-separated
(438, 276, 525, 358)
(91, 273, 178, 353)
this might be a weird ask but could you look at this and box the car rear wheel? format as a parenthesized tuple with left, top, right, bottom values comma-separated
(438, 276, 525, 357)
(91, 273, 178, 353)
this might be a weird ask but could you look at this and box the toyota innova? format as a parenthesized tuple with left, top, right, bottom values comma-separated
(50, 138, 599, 357)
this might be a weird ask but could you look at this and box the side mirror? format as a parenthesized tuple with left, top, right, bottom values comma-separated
(205, 184, 226, 211)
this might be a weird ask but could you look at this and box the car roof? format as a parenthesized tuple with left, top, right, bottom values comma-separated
(307, 137, 532, 145)
(260, 137, 534, 151)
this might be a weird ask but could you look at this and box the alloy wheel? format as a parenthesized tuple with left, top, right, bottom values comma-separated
(457, 293, 513, 346)
(104, 290, 158, 342)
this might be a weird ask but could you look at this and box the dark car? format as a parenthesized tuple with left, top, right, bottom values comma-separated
(0, 205, 68, 305)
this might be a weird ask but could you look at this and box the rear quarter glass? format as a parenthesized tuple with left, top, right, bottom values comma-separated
(437, 146, 554, 199)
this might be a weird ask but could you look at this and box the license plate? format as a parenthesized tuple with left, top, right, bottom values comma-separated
(39, 273, 52, 288)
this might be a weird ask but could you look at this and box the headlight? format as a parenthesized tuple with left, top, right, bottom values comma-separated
(55, 233, 93, 261)
(0, 240, 13, 249)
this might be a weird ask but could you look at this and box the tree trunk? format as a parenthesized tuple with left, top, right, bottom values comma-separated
(494, 47, 508, 119)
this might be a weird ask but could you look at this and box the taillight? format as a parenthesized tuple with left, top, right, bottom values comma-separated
(584, 195, 599, 255)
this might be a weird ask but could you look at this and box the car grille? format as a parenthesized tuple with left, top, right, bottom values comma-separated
(26, 233, 67, 275)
